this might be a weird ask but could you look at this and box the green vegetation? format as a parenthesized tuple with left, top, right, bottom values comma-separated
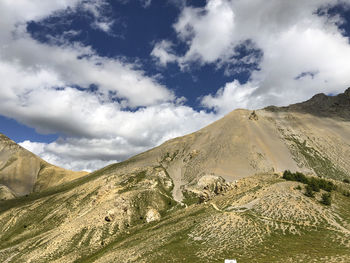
(182, 190, 201, 206)
(321, 193, 332, 206)
(305, 185, 315, 198)
(283, 170, 336, 192)
(243, 227, 350, 263)
(286, 136, 348, 181)
(343, 178, 350, 184)
(295, 185, 302, 190)
(282, 170, 308, 184)
(118, 171, 147, 193)
(283, 170, 337, 201)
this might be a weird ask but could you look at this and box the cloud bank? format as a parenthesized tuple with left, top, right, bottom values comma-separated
(0, 0, 216, 171)
(153, 0, 350, 114)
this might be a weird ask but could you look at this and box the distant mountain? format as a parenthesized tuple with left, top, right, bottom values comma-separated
(0, 89, 349, 262)
(0, 133, 87, 199)
(266, 87, 350, 120)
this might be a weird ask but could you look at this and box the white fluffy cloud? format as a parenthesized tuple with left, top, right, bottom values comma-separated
(174, 0, 235, 64)
(151, 40, 178, 66)
(201, 80, 258, 113)
(0, 0, 217, 171)
(18, 100, 215, 171)
(153, 0, 350, 114)
(140, 0, 152, 8)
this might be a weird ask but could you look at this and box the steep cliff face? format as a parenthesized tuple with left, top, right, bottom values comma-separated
(0, 134, 87, 197)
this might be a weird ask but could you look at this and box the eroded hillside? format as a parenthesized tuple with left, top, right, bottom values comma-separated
(0, 169, 349, 262)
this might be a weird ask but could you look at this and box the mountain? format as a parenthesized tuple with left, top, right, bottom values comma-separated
(0, 134, 87, 199)
(0, 89, 350, 262)
(266, 87, 350, 120)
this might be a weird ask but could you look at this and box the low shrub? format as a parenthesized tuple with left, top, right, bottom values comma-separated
(295, 185, 302, 190)
(309, 178, 320, 192)
(317, 178, 336, 192)
(305, 185, 315, 198)
(321, 193, 332, 206)
(283, 171, 336, 192)
(343, 191, 350, 197)
(283, 170, 308, 184)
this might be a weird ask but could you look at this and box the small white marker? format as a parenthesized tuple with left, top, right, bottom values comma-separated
(225, 260, 237, 263)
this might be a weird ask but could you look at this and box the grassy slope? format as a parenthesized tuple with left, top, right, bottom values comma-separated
(73, 175, 350, 263)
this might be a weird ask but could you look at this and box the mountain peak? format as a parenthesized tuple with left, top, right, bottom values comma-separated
(266, 88, 350, 120)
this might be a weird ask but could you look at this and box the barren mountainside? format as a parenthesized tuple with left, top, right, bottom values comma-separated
(0, 89, 350, 262)
(0, 134, 87, 198)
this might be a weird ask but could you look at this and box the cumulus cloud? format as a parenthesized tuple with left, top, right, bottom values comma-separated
(0, 0, 217, 171)
(18, 101, 216, 171)
(81, 0, 116, 34)
(201, 80, 258, 114)
(140, 0, 152, 8)
(151, 40, 178, 66)
(155, 0, 350, 113)
(174, 0, 235, 64)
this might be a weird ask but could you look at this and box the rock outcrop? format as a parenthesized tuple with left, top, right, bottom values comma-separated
(182, 174, 232, 203)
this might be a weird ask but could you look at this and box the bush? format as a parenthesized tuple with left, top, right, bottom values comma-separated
(343, 178, 350, 184)
(317, 178, 336, 192)
(282, 170, 336, 192)
(282, 170, 293, 180)
(321, 193, 332, 206)
(305, 185, 315, 198)
(309, 178, 320, 192)
(283, 170, 308, 184)
(343, 191, 350, 197)
(295, 185, 302, 190)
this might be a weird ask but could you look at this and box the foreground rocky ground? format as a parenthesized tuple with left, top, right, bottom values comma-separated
(0, 168, 349, 262)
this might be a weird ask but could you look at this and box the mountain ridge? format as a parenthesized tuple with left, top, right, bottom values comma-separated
(265, 87, 350, 120)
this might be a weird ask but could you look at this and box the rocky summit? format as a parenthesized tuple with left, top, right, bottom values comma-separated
(0, 89, 350, 262)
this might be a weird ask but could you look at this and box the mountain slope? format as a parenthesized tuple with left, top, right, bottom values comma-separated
(122, 90, 350, 201)
(0, 134, 87, 197)
(0, 89, 350, 262)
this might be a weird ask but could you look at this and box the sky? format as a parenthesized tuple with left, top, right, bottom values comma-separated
(1, 0, 350, 172)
